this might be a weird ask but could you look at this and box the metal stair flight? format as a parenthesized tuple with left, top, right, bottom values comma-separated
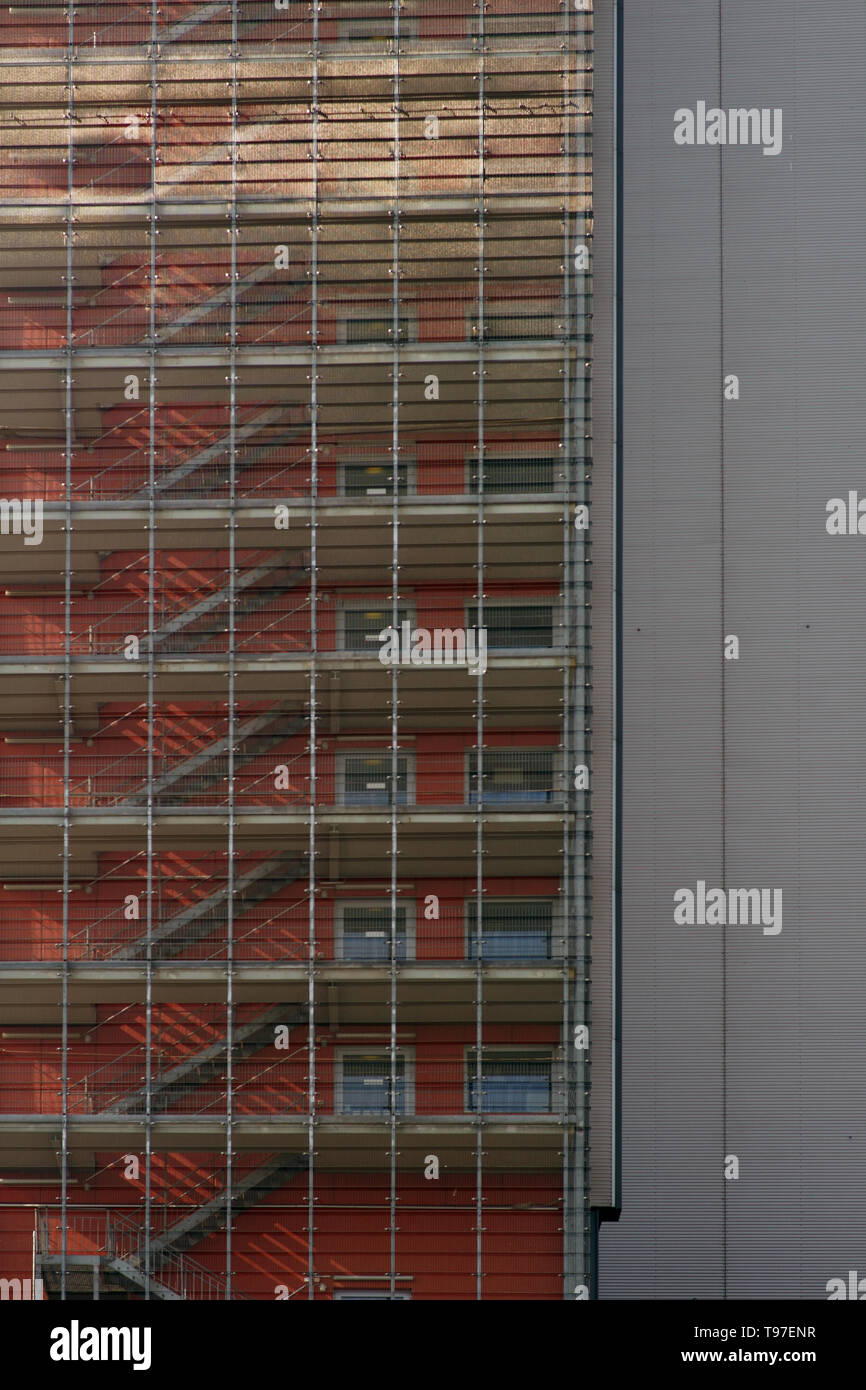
(151, 1151, 307, 1261)
(111, 850, 304, 960)
(147, 548, 308, 654)
(102, 1005, 307, 1116)
(119, 702, 307, 806)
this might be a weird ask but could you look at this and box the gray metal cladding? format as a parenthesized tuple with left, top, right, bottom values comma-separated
(589, 0, 617, 1214)
(601, 0, 866, 1299)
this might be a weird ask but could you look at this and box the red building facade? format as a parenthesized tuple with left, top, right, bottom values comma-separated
(0, 0, 612, 1300)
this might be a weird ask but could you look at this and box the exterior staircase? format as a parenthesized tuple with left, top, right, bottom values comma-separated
(111, 851, 304, 960)
(129, 405, 303, 499)
(100, 1005, 305, 1116)
(119, 702, 307, 806)
(151, 1151, 306, 1260)
(35, 1209, 238, 1301)
(148, 549, 308, 654)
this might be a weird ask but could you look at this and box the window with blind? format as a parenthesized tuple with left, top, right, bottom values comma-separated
(340, 753, 411, 807)
(341, 315, 411, 344)
(467, 455, 558, 494)
(337, 18, 420, 43)
(339, 1054, 409, 1115)
(468, 302, 561, 342)
(465, 603, 555, 648)
(466, 899, 553, 961)
(341, 461, 410, 497)
(466, 749, 557, 805)
(337, 903, 409, 962)
(466, 1051, 553, 1114)
(340, 604, 413, 652)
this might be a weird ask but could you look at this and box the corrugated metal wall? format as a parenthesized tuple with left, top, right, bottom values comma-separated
(602, 0, 866, 1299)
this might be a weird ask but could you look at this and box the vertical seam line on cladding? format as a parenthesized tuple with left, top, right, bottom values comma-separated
(718, 0, 728, 1303)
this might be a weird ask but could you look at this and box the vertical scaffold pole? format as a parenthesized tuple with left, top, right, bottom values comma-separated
(144, 0, 160, 1301)
(60, 0, 76, 1303)
(306, 0, 320, 1302)
(566, 0, 593, 1296)
(225, 0, 240, 1299)
(473, 0, 486, 1305)
(388, 0, 402, 1303)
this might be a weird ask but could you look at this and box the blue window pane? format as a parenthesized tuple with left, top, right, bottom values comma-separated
(467, 1060, 551, 1114)
(467, 751, 555, 804)
(342, 908, 408, 962)
(467, 929, 550, 961)
(466, 901, 552, 961)
(343, 756, 409, 807)
(342, 1059, 406, 1115)
(343, 931, 408, 962)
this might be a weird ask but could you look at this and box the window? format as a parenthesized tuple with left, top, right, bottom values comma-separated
(467, 301, 561, 342)
(467, 455, 558, 495)
(465, 602, 555, 649)
(467, 749, 556, 805)
(337, 1052, 413, 1116)
(337, 18, 419, 43)
(339, 604, 413, 653)
(341, 460, 411, 497)
(339, 314, 412, 345)
(466, 899, 552, 961)
(485, 22, 561, 41)
(337, 902, 409, 962)
(340, 753, 412, 807)
(466, 1051, 553, 1114)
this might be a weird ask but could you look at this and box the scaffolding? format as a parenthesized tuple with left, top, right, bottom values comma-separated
(0, 0, 601, 1301)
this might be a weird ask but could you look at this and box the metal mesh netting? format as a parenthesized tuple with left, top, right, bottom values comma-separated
(0, 0, 594, 1301)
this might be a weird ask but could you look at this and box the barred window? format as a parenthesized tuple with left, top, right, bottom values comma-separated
(467, 455, 558, 494)
(338, 903, 408, 962)
(337, 18, 420, 43)
(467, 749, 557, 804)
(342, 315, 411, 344)
(466, 1052, 553, 1114)
(340, 1054, 409, 1115)
(341, 753, 411, 807)
(341, 461, 410, 497)
(465, 603, 555, 648)
(468, 303, 561, 342)
(466, 899, 552, 961)
(340, 605, 413, 652)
